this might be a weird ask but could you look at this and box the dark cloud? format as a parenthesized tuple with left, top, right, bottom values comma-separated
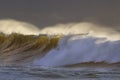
(0, 0, 120, 29)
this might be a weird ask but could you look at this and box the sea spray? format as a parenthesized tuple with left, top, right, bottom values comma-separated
(0, 19, 119, 41)
(0, 19, 40, 35)
(33, 34, 120, 67)
(33, 22, 120, 67)
(40, 22, 120, 40)
(0, 19, 120, 67)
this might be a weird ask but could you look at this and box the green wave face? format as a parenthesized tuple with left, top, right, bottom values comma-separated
(0, 33, 61, 65)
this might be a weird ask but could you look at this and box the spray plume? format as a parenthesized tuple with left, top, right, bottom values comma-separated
(0, 19, 40, 35)
(0, 19, 120, 67)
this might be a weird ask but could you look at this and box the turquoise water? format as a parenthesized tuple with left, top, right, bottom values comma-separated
(0, 66, 120, 80)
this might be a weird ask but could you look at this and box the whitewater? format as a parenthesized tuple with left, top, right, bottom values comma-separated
(0, 19, 120, 67)
(0, 19, 120, 80)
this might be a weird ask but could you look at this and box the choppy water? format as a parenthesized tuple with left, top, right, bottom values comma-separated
(0, 66, 120, 80)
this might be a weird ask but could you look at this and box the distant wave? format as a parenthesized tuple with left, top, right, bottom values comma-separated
(0, 19, 120, 67)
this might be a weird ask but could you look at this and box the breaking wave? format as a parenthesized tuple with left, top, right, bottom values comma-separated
(0, 19, 120, 67)
(0, 32, 60, 65)
(34, 35, 120, 67)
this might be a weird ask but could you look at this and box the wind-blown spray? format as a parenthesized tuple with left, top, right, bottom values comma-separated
(0, 19, 120, 67)
(0, 19, 40, 35)
(34, 22, 120, 67)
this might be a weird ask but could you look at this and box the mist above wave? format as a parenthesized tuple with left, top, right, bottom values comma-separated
(0, 19, 120, 67)
(0, 19, 40, 35)
(40, 22, 120, 41)
(0, 19, 119, 41)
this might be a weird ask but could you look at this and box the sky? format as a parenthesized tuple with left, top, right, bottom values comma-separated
(0, 0, 120, 29)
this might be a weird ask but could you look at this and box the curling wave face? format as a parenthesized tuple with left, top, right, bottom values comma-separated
(0, 19, 120, 67)
(0, 33, 60, 65)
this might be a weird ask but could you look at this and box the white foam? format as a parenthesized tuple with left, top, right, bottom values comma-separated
(34, 35, 120, 67)
(0, 19, 120, 67)
(33, 22, 120, 67)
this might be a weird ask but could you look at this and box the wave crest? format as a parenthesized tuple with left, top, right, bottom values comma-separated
(0, 19, 40, 35)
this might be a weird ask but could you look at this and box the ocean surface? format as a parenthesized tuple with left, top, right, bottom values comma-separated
(0, 19, 120, 80)
(0, 65, 120, 80)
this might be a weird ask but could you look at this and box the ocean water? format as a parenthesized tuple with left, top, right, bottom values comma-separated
(0, 19, 120, 80)
(0, 66, 120, 80)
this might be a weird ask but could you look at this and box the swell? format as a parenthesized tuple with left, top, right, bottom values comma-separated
(0, 33, 60, 65)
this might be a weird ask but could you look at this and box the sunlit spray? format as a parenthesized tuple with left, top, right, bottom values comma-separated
(0, 19, 40, 35)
